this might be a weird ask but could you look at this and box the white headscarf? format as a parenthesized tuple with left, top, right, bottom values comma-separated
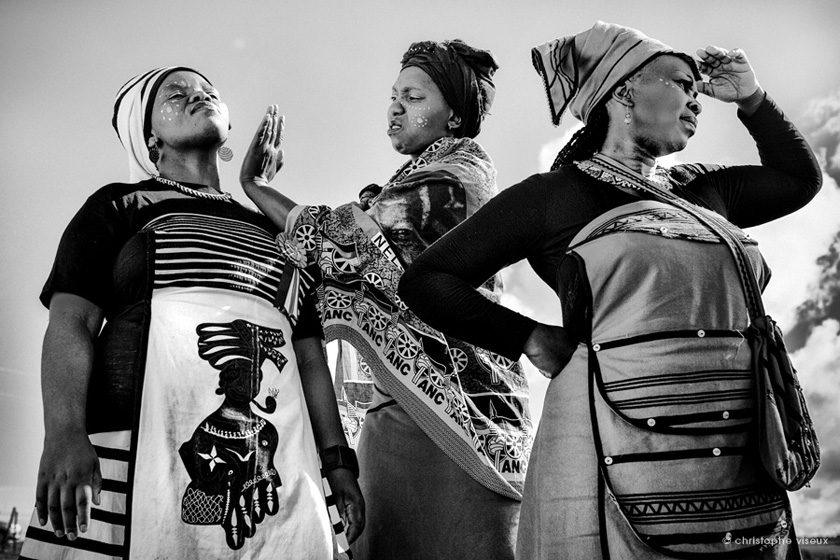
(112, 66, 206, 182)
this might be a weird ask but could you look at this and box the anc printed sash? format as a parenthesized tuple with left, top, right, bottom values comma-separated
(282, 138, 532, 500)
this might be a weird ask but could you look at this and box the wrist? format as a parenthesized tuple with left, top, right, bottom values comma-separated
(319, 445, 359, 478)
(736, 86, 765, 117)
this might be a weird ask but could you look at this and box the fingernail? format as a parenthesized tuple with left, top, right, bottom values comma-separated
(80, 523, 88, 532)
(67, 532, 77, 541)
(55, 529, 64, 538)
(38, 518, 46, 526)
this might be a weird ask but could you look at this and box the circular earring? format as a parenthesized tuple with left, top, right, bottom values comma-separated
(149, 145, 160, 164)
(624, 111, 632, 125)
(218, 146, 234, 162)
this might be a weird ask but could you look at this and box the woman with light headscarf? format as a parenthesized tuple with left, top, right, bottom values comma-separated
(21, 66, 363, 559)
(241, 40, 530, 559)
(400, 22, 821, 559)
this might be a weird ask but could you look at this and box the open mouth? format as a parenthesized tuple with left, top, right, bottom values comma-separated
(388, 121, 402, 134)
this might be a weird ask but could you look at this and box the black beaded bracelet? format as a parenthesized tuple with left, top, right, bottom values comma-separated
(319, 445, 359, 478)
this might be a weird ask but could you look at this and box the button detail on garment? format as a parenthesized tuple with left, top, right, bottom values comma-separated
(647, 418, 656, 427)
(722, 411, 730, 419)
(712, 448, 721, 457)
(697, 329, 706, 338)
(659, 226, 669, 233)
(604, 457, 613, 465)
(593, 344, 601, 352)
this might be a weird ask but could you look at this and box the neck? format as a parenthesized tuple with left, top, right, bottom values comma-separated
(598, 135, 658, 178)
(157, 149, 221, 191)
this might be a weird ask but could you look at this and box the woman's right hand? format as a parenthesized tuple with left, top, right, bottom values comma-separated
(523, 323, 577, 378)
(35, 429, 102, 541)
(240, 105, 285, 188)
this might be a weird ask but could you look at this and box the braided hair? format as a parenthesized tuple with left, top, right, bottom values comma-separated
(550, 103, 610, 171)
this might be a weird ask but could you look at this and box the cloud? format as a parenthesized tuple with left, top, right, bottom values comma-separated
(787, 320, 840, 536)
(781, 89, 840, 350)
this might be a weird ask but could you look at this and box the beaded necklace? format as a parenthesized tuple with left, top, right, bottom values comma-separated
(154, 175, 233, 202)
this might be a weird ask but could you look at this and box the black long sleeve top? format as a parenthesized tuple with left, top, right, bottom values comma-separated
(398, 94, 822, 360)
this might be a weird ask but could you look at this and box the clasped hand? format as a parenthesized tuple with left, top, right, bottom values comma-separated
(240, 104, 285, 187)
(695, 46, 761, 104)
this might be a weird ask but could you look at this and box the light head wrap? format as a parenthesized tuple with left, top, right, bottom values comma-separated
(112, 66, 209, 182)
(400, 39, 499, 139)
(532, 21, 701, 126)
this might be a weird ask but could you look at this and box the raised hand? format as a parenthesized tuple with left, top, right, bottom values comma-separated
(240, 105, 285, 187)
(695, 46, 761, 104)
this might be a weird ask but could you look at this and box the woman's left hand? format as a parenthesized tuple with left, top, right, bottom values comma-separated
(240, 105, 284, 187)
(695, 46, 761, 104)
(326, 468, 366, 544)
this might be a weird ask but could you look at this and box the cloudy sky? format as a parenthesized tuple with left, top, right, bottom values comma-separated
(2, 0, 839, 537)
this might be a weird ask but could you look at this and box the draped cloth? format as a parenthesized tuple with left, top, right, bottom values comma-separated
(285, 137, 532, 500)
(531, 21, 700, 125)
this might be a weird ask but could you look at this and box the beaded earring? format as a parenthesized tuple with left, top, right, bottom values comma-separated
(149, 145, 160, 164)
(624, 111, 632, 125)
(218, 146, 234, 162)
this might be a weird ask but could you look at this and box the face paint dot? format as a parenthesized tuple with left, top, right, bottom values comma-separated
(166, 106, 173, 113)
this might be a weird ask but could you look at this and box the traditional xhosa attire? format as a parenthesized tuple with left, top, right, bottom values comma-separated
(400, 22, 821, 560)
(285, 135, 532, 559)
(21, 68, 342, 559)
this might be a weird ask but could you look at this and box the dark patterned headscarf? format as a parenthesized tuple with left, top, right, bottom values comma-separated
(401, 39, 499, 139)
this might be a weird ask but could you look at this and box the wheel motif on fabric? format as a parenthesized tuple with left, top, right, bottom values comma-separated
(367, 309, 390, 332)
(395, 332, 419, 360)
(331, 252, 358, 273)
(294, 224, 318, 251)
(448, 348, 469, 373)
(363, 272, 386, 289)
(326, 292, 353, 309)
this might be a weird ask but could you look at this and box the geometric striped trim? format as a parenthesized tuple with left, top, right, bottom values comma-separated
(603, 370, 752, 392)
(619, 486, 787, 525)
(610, 389, 752, 410)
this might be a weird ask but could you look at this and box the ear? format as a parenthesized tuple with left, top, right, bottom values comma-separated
(447, 110, 462, 130)
(611, 82, 634, 108)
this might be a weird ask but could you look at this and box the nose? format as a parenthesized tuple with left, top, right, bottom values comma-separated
(388, 98, 405, 118)
(688, 96, 702, 115)
(188, 89, 211, 105)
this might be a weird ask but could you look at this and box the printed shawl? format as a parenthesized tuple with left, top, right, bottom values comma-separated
(284, 137, 532, 499)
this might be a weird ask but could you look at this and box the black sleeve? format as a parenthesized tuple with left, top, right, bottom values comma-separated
(40, 191, 127, 311)
(683, 93, 822, 227)
(291, 290, 324, 341)
(399, 176, 554, 360)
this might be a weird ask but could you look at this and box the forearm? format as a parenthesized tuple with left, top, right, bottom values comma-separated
(242, 181, 299, 230)
(41, 294, 103, 437)
(294, 337, 348, 450)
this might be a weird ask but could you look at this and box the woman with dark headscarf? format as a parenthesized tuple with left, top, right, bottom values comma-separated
(241, 40, 530, 559)
(20, 66, 363, 559)
(400, 22, 821, 559)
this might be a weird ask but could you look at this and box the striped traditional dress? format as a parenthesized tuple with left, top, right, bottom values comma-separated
(22, 180, 345, 559)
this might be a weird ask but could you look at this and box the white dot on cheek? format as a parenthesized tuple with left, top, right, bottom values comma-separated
(166, 105, 173, 113)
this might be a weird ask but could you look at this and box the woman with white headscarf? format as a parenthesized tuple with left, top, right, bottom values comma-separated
(21, 66, 363, 559)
